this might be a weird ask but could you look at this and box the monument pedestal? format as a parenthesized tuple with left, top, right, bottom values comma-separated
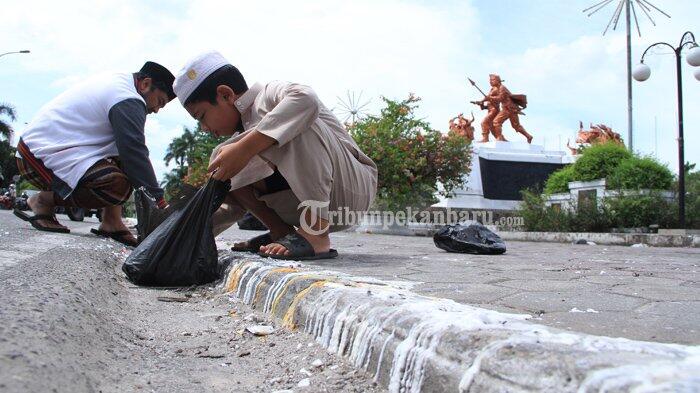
(435, 141, 574, 211)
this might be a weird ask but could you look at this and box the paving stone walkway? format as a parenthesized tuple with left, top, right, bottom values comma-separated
(220, 226, 700, 345)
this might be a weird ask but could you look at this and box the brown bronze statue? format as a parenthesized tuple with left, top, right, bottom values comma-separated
(469, 77, 501, 142)
(567, 121, 624, 154)
(471, 97, 501, 142)
(473, 74, 533, 144)
(566, 139, 579, 155)
(448, 112, 475, 140)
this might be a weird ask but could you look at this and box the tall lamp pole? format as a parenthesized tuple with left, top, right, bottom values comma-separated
(624, 0, 633, 152)
(583, 0, 671, 153)
(633, 31, 700, 229)
(0, 50, 31, 59)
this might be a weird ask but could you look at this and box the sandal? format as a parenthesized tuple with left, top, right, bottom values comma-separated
(231, 232, 273, 253)
(258, 232, 338, 261)
(91, 228, 138, 247)
(14, 209, 70, 233)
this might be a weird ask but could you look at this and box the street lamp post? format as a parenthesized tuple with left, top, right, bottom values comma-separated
(0, 50, 31, 59)
(633, 31, 700, 229)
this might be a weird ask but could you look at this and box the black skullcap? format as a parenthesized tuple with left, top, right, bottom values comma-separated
(139, 61, 176, 101)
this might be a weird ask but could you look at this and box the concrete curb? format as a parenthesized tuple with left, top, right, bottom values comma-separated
(498, 231, 699, 248)
(220, 256, 700, 392)
(354, 225, 700, 247)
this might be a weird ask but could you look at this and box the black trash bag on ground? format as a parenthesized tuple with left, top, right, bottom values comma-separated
(123, 178, 231, 286)
(237, 212, 268, 231)
(134, 184, 198, 242)
(433, 223, 506, 255)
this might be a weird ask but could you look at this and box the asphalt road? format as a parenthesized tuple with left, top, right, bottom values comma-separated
(0, 210, 385, 393)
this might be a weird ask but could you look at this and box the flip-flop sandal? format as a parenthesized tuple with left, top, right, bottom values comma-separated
(258, 232, 338, 261)
(231, 232, 273, 253)
(14, 209, 70, 233)
(91, 228, 138, 247)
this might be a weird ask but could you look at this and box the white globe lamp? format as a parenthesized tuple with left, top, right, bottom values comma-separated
(687, 46, 700, 67)
(694, 67, 700, 82)
(633, 63, 651, 82)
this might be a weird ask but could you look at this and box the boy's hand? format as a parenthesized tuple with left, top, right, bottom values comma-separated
(208, 142, 251, 181)
(156, 197, 169, 210)
(207, 130, 277, 181)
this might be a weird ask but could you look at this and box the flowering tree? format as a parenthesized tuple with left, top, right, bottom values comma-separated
(350, 94, 471, 210)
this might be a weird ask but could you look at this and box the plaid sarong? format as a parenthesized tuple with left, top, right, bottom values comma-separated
(16, 140, 132, 208)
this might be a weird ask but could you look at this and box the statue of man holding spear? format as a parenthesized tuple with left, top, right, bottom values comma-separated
(470, 74, 533, 144)
(469, 76, 502, 142)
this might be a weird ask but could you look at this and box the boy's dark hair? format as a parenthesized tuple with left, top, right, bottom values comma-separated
(185, 65, 248, 106)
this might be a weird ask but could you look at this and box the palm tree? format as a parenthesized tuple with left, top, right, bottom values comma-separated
(161, 124, 225, 190)
(0, 104, 17, 142)
(160, 165, 188, 197)
(0, 104, 18, 187)
(164, 126, 197, 167)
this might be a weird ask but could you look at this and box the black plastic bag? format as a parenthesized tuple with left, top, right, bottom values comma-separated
(237, 212, 268, 231)
(123, 178, 231, 286)
(133, 188, 166, 242)
(134, 184, 199, 242)
(433, 223, 506, 255)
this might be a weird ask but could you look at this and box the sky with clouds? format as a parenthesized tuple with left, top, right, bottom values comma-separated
(1, 0, 699, 182)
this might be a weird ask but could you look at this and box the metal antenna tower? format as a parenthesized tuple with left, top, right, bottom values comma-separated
(583, 0, 670, 152)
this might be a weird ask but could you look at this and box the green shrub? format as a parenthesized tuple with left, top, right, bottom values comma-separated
(608, 156, 674, 190)
(521, 143, 685, 231)
(518, 189, 676, 232)
(0, 141, 19, 188)
(684, 167, 700, 229)
(17, 180, 37, 194)
(604, 192, 675, 229)
(543, 165, 575, 194)
(541, 142, 634, 196)
(571, 142, 632, 182)
(519, 189, 571, 232)
(350, 94, 471, 210)
(121, 197, 136, 218)
(518, 189, 550, 232)
(568, 198, 611, 232)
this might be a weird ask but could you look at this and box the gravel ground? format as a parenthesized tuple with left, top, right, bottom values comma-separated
(0, 211, 385, 393)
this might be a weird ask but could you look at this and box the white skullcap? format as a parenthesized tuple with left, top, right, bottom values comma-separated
(173, 50, 229, 105)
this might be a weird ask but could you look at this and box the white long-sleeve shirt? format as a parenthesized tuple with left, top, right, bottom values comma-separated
(19, 72, 162, 199)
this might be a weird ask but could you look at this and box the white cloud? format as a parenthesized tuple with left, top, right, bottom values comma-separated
(144, 118, 191, 183)
(49, 75, 83, 89)
(2, 0, 699, 179)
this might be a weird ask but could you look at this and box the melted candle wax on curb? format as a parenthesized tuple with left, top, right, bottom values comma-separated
(569, 308, 600, 313)
(221, 258, 700, 393)
(222, 260, 534, 391)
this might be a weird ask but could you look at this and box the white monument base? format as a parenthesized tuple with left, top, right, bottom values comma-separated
(434, 141, 574, 211)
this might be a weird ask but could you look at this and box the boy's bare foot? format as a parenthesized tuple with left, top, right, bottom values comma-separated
(260, 228, 331, 257)
(27, 191, 67, 231)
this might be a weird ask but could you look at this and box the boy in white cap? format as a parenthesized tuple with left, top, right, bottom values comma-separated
(173, 51, 377, 260)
